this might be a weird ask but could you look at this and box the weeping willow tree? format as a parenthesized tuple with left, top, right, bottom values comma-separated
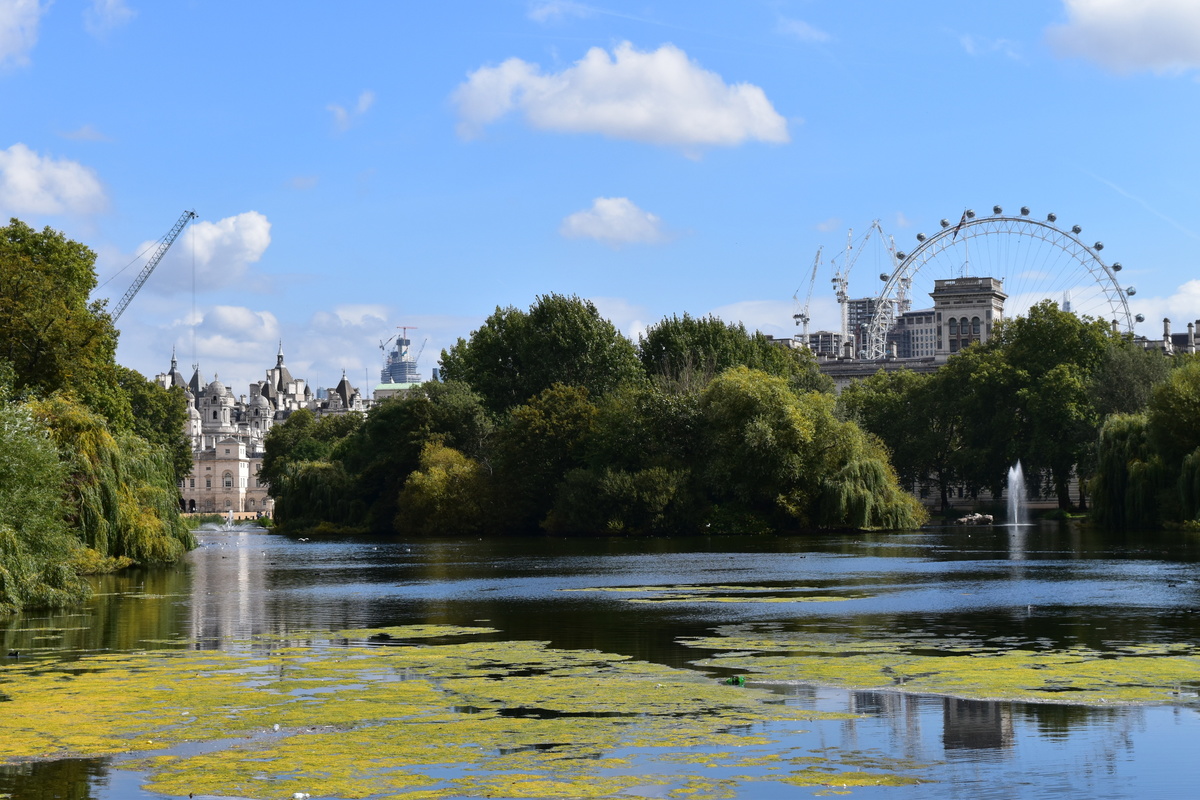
(1090, 413, 1164, 529)
(0, 401, 91, 613)
(818, 442, 928, 531)
(32, 395, 194, 563)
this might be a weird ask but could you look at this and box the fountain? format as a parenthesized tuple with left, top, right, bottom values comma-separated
(224, 509, 235, 530)
(1006, 461, 1029, 526)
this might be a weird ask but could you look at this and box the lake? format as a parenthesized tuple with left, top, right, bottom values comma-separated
(2, 521, 1199, 799)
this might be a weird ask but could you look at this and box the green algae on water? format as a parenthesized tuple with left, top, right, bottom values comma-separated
(0, 625, 926, 799)
(681, 625, 1200, 706)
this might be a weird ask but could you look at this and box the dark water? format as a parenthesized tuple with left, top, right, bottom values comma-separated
(3, 521, 1200, 798)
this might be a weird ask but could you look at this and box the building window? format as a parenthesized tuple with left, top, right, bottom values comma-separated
(190, 478, 195, 488)
(212, 410, 218, 420)
(223, 472, 233, 489)
(206, 478, 211, 488)
(224, 448, 230, 454)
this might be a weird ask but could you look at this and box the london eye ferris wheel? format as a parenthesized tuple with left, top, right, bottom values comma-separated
(860, 206, 1140, 360)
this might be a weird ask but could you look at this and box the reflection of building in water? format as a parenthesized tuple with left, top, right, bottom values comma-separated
(186, 532, 273, 648)
(943, 698, 1014, 750)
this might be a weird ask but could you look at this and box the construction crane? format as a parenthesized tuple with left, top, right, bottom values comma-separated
(828, 220, 895, 352)
(792, 246, 822, 343)
(112, 209, 197, 321)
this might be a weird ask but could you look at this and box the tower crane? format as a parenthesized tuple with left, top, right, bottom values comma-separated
(112, 210, 197, 321)
(792, 246, 822, 343)
(829, 220, 895, 353)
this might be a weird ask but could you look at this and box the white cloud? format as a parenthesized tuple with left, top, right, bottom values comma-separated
(777, 17, 830, 43)
(528, 0, 593, 23)
(815, 217, 841, 232)
(147, 211, 272, 293)
(1130, 279, 1200, 328)
(958, 33, 1021, 60)
(84, 0, 135, 37)
(0, 0, 42, 69)
(0, 143, 107, 215)
(327, 90, 375, 132)
(60, 123, 111, 142)
(1048, 0, 1200, 73)
(453, 41, 789, 147)
(560, 196, 669, 246)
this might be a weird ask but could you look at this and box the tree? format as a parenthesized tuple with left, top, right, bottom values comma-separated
(1090, 340, 1171, 419)
(115, 366, 192, 483)
(439, 294, 643, 413)
(698, 366, 925, 530)
(0, 399, 90, 612)
(491, 383, 600, 530)
(0, 219, 131, 429)
(638, 313, 831, 393)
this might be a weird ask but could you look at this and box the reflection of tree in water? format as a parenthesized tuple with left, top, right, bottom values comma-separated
(0, 566, 191, 663)
(1019, 702, 1121, 741)
(0, 757, 107, 800)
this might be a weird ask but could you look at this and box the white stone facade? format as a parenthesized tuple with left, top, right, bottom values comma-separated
(156, 345, 368, 516)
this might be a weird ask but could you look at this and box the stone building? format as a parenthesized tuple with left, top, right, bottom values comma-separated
(156, 344, 367, 515)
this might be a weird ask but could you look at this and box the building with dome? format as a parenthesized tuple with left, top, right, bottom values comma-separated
(157, 344, 367, 515)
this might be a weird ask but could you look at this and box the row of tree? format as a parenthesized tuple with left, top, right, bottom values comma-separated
(837, 300, 1200, 526)
(0, 220, 195, 613)
(263, 295, 927, 536)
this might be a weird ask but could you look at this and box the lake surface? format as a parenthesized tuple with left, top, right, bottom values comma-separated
(3, 521, 1200, 799)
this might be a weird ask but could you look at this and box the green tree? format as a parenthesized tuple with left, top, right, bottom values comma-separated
(491, 383, 599, 530)
(0, 219, 131, 429)
(698, 366, 925, 530)
(115, 366, 192, 483)
(33, 395, 194, 564)
(1090, 340, 1171, 419)
(396, 441, 488, 535)
(0, 400, 90, 613)
(439, 294, 643, 413)
(638, 313, 831, 393)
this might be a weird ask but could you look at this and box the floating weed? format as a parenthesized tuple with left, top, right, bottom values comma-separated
(0, 625, 928, 798)
(681, 626, 1200, 705)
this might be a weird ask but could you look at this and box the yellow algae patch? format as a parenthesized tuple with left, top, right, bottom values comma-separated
(0, 625, 932, 799)
(682, 627, 1200, 705)
(562, 584, 871, 604)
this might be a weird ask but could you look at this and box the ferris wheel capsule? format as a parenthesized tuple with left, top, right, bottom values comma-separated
(940, 219, 950, 227)
(916, 233, 926, 241)
(1126, 286, 1137, 295)
(1136, 313, 1145, 323)
(1020, 206, 1030, 215)
(1112, 262, 1122, 271)
(965, 209, 975, 218)
(880, 273, 889, 281)
(1072, 225, 1082, 234)
(1047, 213, 1057, 222)
(896, 251, 907, 260)
(1094, 241, 1104, 250)
(993, 205, 1003, 214)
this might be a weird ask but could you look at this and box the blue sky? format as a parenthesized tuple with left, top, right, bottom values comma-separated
(3, 0, 1200, 393)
